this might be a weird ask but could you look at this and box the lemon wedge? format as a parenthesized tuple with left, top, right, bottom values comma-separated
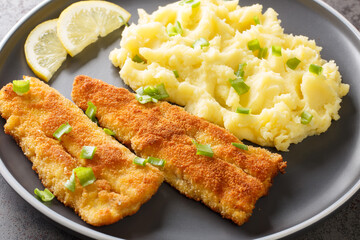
(57, 1, 131, 57)
(24, 19, 67, 82)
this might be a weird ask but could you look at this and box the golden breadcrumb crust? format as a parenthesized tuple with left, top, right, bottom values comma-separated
(72, 75, 286, 225)
(0, 76, 163, 226)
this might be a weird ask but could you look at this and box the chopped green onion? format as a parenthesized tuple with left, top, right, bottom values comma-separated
(229, 78, 250, 96)
(180, 0, 200, 8)
(64, 167, 96, 191)
(247, 39, 261, 51)
(147, 157, 166, 167)
(286, 57, 301, 70)
(103, 128, 115, 136)
(135, 83, 169, 104)
(80, 146, 97, 159)
(175, 21, 182, 32)
(309, 64, 323, 75)
(143, 86, 157, 95)
(258, 47, 268, 59)
(235, 63, 246, 78)
(253, 16, 260, 25)
(133, 54, 146, 63)
(133, 157, 147, 166)
(53, 122, 72, 141)
(301, 111, 313, 124)
(136, 86, 145, 95)
(231, 142, 248, 151)
(64, 171, 76, 192)
(236, 107, 251, 114)
(135, 94, 158, 104)
(272, 45, 282, 56)
(74, 167, 96, 187)
(192, 38, 209, 49)
(167, 21, 183, 37)
(144, 83, 169, 100)
(118, 15, 129, 27)
(133, 156, 166, 167)
(34, 188, 54, 202)
(173, 70, 179, 78)
(156, 84, 170, 99)
(85, 101, 97, 122)
(192, 139, 214, 157)
(12, 79, 30, 95)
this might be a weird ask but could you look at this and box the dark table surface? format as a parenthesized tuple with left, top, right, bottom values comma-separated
(0, 0, 359, 239)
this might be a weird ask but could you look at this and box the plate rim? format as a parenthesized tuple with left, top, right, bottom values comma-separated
(0, 0, 359, 240)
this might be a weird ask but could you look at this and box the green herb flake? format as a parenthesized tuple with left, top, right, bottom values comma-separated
(309, 64, 323, 75)
(80, 146, 97, 160)
(272, 45, 282, 56)
(147, 157, 166, 167)
(231, 142, 249, 151)
(192, 139, 214, 157)
(132, 54, 146, 63)
(192, 38, 210, 49)
(133, 157, 147, 166)
(253, 16, 260, 25)
(53, 123, 72, 141)
(236, 107, 251, 114)
(167, 21, 183, 36)
(229, 78, 250, 96)
(248, 39, 261, 51)
(34, 188, 54, 202)
(286, 57, 301, 70)
(173, 70, 179, 78)
(301, 111, 313, 124)
(12, 79, 30, 95)
(103, 128, 115, 136)
(235, 63, 247, 78)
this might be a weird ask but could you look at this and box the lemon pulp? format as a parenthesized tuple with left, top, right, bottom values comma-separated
(24, 19, 67, 82)
(57, 1, 131, 56)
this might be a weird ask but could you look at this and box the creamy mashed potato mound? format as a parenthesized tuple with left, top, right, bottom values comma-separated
(110, 0, 349, 151)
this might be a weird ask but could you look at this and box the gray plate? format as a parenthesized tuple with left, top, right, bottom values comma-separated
(1, 0, 360, 239)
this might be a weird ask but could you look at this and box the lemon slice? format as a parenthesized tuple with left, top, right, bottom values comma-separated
(57, 1, 131, 57)
(24, 19, 67, 82)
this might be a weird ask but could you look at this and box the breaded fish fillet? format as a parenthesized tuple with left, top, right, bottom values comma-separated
(0, 76, 163, 226)
(72, 75, 286, 225)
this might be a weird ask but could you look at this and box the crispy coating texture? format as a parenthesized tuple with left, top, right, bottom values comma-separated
(0, 76, 163, 226)
(72, 75, 286, 225)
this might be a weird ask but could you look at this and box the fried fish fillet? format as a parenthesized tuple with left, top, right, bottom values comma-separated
(72, 75, 286, 225)
(0, 76, 163, 226)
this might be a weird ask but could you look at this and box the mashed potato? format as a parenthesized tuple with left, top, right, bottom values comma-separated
(110, 0, 349, 151)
